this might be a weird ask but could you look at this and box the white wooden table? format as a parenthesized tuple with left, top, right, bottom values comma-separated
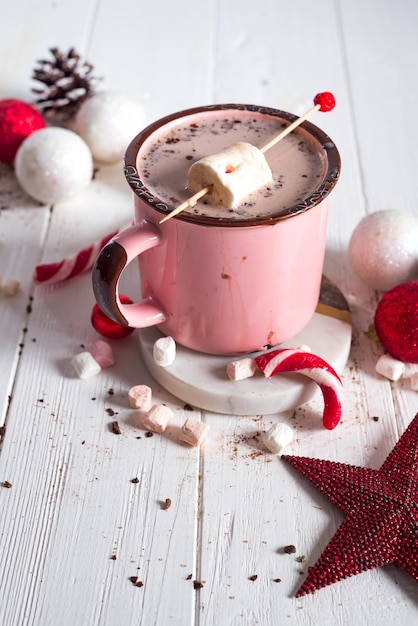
(1, 1, 417, 624)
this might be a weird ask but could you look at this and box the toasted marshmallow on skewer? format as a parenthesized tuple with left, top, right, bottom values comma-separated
(187, 142, 273, 209)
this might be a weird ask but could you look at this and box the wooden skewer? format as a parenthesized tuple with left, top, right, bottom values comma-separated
(159, 101, 324, 224)
(260, 103, 320, 154)
(159, 187, 210, 224)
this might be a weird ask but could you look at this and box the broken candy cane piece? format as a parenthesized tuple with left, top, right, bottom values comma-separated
(262, 423, 294, 456)
(255, 349, 343, 430)
(187, 142, 272, 208)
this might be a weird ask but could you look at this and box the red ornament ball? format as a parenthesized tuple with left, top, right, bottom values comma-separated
(0, 99, 46, 164)
(313, 91, 336, 112)
(91, 294, 135, 339)
(374, 281, 418, 363)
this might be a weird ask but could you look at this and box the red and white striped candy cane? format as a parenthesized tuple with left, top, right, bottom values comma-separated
(255, 348, 343, 430)
(34, 224, 130, 286)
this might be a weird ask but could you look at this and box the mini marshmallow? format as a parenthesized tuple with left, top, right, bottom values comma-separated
(179, 417, 209, 447)
(187, 142, 272, 208)
(402, 362, 418, 379)
(153, 336, 176, 367)
(89, 340, 115, 368)
(227, 357, 257, 381)
(375, 354, 405, 381)
(128, 384, 152, 410)
(71, 351, 102, 379)
(142, 404, 173, 433)
(262, 423, 294, 456)
(410, 372, 418, 391)
(1, 277, 21, 296)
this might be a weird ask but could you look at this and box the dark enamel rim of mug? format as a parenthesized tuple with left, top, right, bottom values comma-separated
(124, 103, 341, 228)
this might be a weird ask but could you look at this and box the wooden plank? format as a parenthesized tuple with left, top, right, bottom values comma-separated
(0, 166, 50, 424)
(0, 167, 201, 625)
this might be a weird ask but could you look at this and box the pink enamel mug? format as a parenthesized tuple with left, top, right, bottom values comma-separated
(92, 104, 340, 355)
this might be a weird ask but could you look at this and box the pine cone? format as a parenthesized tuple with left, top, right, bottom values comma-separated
(32, 47, 101, 121)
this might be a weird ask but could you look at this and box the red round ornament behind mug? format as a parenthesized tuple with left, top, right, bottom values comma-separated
(93, 103, 340, 356)
(0, 99, 46, 164)
(374, 281, 418, 363)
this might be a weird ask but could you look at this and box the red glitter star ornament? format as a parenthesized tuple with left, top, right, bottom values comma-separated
(282, 413, 418, 597)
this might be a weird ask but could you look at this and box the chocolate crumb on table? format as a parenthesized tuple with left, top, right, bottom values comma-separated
(111, 421, 122, 435)
(283, 544, 297, 554)
(249, 574, 258, 581)
(193, 580, 204, 589)
(2, 481, 12, 488)
(131, 477, 140, 484)
(162, 497, 172, 510)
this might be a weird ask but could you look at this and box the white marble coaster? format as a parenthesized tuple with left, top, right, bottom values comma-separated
(138, 279, 352, 415)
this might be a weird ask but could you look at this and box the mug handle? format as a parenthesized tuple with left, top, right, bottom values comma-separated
(92, 220, 167, 328)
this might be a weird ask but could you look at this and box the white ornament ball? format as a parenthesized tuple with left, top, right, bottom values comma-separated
(74, 91, 146, 163)
(15, 127, 93, 205)
(348, 209, 418, 291)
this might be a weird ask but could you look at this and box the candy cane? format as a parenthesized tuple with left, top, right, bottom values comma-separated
(34, 224, 130, 286)
(255, 348, 343, 430)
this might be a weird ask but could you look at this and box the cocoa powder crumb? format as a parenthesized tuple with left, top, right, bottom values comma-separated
(111, 421, 122, 435)
(283, 545, 297, 554)
(193, 580, 204, 589)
